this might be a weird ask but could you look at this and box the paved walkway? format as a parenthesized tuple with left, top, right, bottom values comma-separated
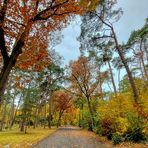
(33, 126, 113, 148)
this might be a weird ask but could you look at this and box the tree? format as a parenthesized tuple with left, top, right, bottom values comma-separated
(18, 82, 38, 133)
(68, 56, 104, 131)
(39, 62, 65, 128)
(79, 0, 139, 103)
(53, 90, 72, 128)
(0, 0, 88, 103)
(126, 18, 148, 81)
(87, 43, 117, 96)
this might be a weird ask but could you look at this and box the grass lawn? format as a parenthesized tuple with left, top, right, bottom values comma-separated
(0, 127, 57, 148)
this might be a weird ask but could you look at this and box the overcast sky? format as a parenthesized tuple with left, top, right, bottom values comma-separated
(55, 0, 148, 65)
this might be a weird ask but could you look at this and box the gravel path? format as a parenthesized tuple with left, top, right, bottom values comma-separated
(33, 126, 113, 148)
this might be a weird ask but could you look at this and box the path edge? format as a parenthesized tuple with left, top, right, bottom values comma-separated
(31, 128, 58, 148)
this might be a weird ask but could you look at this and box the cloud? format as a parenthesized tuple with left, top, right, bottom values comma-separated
(55, 21, 81, 65)
(55, 0, 148, 64)
(115, 0, 148, 43)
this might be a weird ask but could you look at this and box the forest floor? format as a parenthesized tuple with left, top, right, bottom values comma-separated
(33, 126, 148, 148)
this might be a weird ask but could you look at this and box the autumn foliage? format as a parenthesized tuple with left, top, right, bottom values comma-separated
(53, 90, 72, 112)
(0, 0, 147, 146)
(0, 0, 93, 101)
(0, 0, 83, 70)
(53, 90, 73, 127)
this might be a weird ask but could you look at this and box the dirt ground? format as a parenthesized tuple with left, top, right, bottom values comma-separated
(33, 126, 113, 148)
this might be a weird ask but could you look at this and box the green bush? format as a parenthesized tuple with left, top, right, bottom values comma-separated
(125, 115, 146, 142)
(93, 124, 102, 135)
(80, 119, 88, 129)
(111, 133, 122, 145)
(125, 126, 146, 142)
(107, 133, 113, 140)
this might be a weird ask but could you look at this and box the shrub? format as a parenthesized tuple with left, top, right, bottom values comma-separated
(111, 133, 122, 145)
(93, 122, 102, 135)
(114, 117, 129, 135)
(94, 127, 101, 135)
(80, 119, 88, 129)
(124, 113, 147, 142)
(125, 125, 146, 142)
(143, 122, 148, 136)
(101, 117, 115, 140)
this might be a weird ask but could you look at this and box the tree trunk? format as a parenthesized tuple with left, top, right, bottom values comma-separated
(98, 69, 103, 99)
(0, 3, 10, 104)
(0, 21, 32, 103)
(139, 40, 148, 81)
(141, 57, 148, 81)
(107, 60, 117, 96)
(0, 102, 7, 131)
(86, 96, 94, 131)
(112, 26, 147, 118)
(9, 95, 15, 129)
(57, 111, 63, 128)
(48, 92, 52, 128)
(118, 69, 121, 92)
(112, 27, 139, 103)
(81, 104, 84, 128)
(143, 41, 148, 63)
(107, 81, 113, 93)
(78, 110, 81, 127)
(20, 114, 26, 132)
(0, 61, 14, 104)
(43, 102, 46, 129)
(0, 47, 22, 104)
(139, 61, 145, 81)
(33, 107, 38, 129)
(20, 120, 25, 132)
(25, 125, 27, 134)
(48, 114, 52, 129)
(10, 93, 23, 129)
(34, 96, 42, 128)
